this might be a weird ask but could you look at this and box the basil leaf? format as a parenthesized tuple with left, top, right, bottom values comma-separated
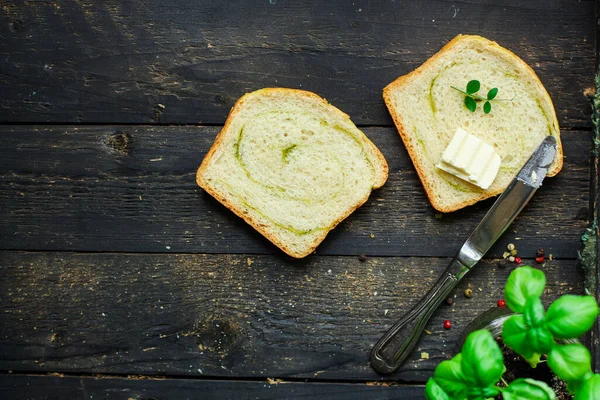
(504, 266, 545, 313)
(425, 378, 450, 400)
(487, 88, 498, 100)
(547, 344, 593, 387)
(465, 96, 477, 112)
(574, 373, 600, 400)
(434, 353, 469, 397)
(524, 296, 546, 327)
(467, 385, 500, 399)
(502, 315, 545, 367)
(503, 378, 556, 400)
(526, 326, 554, 356)
(466, 79, 480, 94)
(545, 295, 599, 339)
(502, 315, 531, 357)
(461, 330, 504, 387)
(567, 380, 586, 396)
(483, 386, 500, 398)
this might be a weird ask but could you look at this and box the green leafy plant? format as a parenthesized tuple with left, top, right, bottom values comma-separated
(451, 80, 513, 114)
(425, 266, 599, 400)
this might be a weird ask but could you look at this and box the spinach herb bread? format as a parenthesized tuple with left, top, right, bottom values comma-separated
(384, 34, 563, 213)
(197, 88, 388, 258)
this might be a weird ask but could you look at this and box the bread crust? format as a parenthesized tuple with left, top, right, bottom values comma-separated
(197, 88, 388, 258)
(383, 34, 563, 213)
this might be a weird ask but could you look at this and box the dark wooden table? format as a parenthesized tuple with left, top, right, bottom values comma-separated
(1, 1, 599, 399)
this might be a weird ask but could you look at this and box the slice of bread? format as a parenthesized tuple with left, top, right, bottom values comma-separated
(384, 34, 563, 213)
(197, 88, 388, 258)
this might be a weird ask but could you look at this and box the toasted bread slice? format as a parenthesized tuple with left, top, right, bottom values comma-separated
(197, 88, 388, 258)
(384, 34, 563, 213)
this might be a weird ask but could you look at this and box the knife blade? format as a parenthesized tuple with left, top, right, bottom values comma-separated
(370, 135, 557, 374)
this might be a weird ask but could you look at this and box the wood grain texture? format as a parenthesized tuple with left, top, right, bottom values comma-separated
(0, 0, 594, 127)
(0, 0, 596, 397)
(0, 252, 585, 381)
(590, 4, 600, 372)
(590, 99, 600, 373)
(0, 126, 591, 258)
(0, 374, 425, 400)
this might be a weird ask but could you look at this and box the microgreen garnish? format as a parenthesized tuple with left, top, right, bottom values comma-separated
(451, 80, 511, 114)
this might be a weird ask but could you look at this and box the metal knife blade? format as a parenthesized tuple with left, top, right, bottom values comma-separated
(456, 135, 557, 269)
(370, 136, 557, 374)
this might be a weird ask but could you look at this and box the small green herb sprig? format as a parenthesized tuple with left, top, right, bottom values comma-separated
(451, 80, 513, 114)
(425, 266, 600, 400)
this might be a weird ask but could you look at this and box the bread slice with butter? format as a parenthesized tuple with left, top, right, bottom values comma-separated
(197, 88, 388, 258)
(384, 34, 563, 213)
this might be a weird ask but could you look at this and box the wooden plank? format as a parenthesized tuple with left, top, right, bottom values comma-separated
(0, 251, 584, 381)
(0, 126, 591, 258)
(0, 374, 425, 400)
(0, 0, 594, 127)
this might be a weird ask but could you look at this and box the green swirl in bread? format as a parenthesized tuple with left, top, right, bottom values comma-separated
(197, 88, 388, 258)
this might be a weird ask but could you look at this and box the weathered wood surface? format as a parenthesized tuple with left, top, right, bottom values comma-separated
(0, 0, 594, 127)
(0, 251, 584, 381)
(0, 375, 425, 400)
(0, 0, 597, 397)
(590, 8, 600, 371)
(0, 126, 591, 258)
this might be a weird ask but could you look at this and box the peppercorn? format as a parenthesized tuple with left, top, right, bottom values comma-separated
(464, 288, 473, 298)
(515, 257, 522, 265)
(510, 249, 518, 256)
(497, 299, 507, 308)
(508, 256, 515, 263)
(507, 243, 515, 251)
(358, 254, 368, 262)
(497, 260, 507, 269)
(536, 248, 545, 258)
(445, 296, 454, 306)
(535, 256, 544, 264)
(443, 319, 452, 329)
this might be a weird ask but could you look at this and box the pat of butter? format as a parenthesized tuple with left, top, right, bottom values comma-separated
(437, 128, 501, 190)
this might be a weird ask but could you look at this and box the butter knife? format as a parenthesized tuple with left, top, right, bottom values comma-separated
(370, 135, 557, 374)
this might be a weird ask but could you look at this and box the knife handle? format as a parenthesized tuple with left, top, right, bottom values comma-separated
(370, 257, 469, 374)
